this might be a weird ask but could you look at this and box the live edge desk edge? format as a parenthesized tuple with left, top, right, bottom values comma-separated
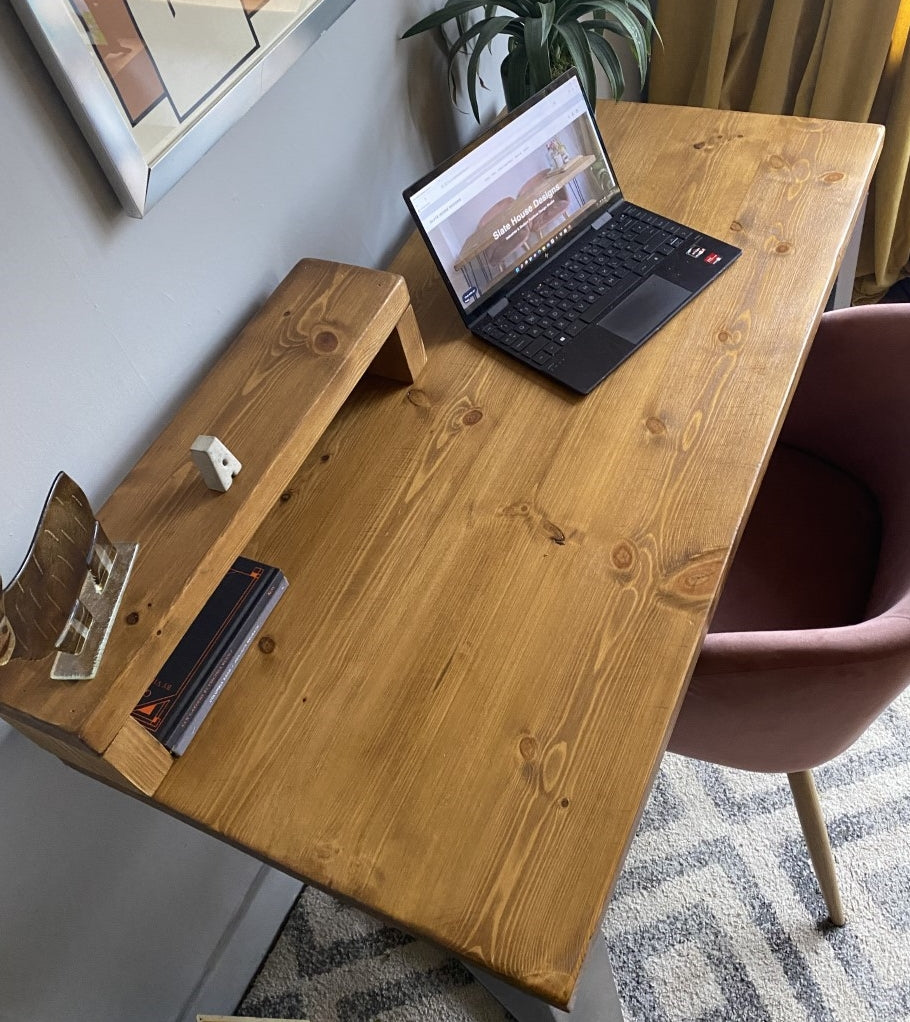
(0, 105, 884, 1013)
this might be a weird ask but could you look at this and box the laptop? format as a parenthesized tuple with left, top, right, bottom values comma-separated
(403, 70, 742, 395)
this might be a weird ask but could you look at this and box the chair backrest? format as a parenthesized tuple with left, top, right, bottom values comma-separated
(780, 304, 910, 619)
(681, 305, 910, 772)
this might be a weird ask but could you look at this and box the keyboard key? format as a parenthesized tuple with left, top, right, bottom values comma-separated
(580, 272, 642, 323)
(524, 336, 550, 357)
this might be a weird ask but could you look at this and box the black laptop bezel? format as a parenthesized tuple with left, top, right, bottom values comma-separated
(402, 69, 625, 328)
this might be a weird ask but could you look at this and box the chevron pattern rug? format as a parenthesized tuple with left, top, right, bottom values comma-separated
(239, 689, 910, 1022)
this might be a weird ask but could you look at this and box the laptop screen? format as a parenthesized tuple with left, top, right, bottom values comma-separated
(404, 72, 621, 316)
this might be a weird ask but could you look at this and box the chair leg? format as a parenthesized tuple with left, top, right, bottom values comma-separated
(787, 770, 846, 926)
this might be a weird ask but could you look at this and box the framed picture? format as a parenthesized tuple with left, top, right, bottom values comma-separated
(12, 0, 357, 216)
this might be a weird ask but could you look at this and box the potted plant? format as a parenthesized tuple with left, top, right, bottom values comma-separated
(403, 1, 657, 121)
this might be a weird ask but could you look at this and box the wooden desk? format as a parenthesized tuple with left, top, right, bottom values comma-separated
(0, 102, 882, 1019)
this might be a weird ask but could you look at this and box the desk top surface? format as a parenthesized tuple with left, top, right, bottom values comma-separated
(156, 101, 882, 1007)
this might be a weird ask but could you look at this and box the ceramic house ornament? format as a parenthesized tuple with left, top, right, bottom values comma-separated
(190, 435, 242, 492)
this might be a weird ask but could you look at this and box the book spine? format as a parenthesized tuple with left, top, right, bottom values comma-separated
(153, 564, 277, 744)
(168, 574, 288, 756)
(133, 560, 271, 741)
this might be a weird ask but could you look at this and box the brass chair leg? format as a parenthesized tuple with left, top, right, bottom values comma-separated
(787, 770, 846, 925)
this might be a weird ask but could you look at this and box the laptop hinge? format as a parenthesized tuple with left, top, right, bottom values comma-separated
(591, 210, 613, 230)
(487, 297, 509, 318)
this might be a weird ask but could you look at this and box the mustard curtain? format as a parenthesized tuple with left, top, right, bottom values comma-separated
(648, 0, 910, 301)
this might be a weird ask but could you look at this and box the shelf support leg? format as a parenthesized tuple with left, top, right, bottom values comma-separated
(368, 303, 427, 383)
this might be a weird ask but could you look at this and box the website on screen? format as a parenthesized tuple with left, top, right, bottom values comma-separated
(409, 78, 620, 310)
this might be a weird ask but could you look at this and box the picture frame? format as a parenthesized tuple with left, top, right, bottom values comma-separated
(12, 0, 358, 217)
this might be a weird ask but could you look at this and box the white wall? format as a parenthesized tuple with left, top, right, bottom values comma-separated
(0, 2, 499, 1020)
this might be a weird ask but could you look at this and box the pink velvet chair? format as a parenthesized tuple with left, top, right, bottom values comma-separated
(669, 303, 910, 925)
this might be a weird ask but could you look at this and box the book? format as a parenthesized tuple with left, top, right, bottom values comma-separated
(131, 556, 288, 751)
(168, 571, 288, 755)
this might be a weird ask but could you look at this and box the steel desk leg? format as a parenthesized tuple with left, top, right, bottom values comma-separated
(463, 934, 623, 1022)
(828, 194, 867, 310)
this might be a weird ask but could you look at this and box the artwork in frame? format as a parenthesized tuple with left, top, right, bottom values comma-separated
(12, 0, 357, 216)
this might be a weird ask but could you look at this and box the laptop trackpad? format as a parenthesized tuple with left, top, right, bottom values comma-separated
(598, 275, 691, 344)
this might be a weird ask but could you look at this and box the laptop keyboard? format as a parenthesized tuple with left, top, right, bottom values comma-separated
(477, 205, 695, 370)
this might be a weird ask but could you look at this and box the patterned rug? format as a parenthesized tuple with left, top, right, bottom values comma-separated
(238, 689, 910, 1022)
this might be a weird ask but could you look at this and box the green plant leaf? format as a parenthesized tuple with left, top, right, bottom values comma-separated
(555, 19, 596, 103)
(555, 1, 609, 16)
(402, 0, 526, 38)
(465, 15, 517, 120)
(444, 15, 518, 86)
(620, 0, 659, 34)
(585, 27, 624, 98)
(502, 43, 531, 110)
(598, 1, 650, 77)
(524, 2, 556, 93)
(443, 15, 518, 61)
(585, 14, 649, 82)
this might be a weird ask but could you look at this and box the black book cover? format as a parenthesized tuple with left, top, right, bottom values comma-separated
(168, 572, 288, 756)
(131, 557, 283, 744)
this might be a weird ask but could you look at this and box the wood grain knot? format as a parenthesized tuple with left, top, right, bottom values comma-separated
(502, 501, 531, 517)
(282, 309, 292, 318)
(717, 329, 734, 346)
(559, 797, 570, 809)
(519, 735, 537, 761)
(541, 742, 568, 793)
(776, 242, 792, 254)
(769, 154, 786, 169)
(462, 408, 483, 426)
(407, 388, 431, 408)
(320, 453, 331, 463)
(125, 611, 139, 625)
(645, 416, 666, 435)
(313, 330, 339, 353)
(730, 220, 743, 232)
(258, 636, 276, 654)
(822, 171, 845, 183)
(280, 490, 294, 503)
(660, 551, 724, 606)
(612, 541, 636, 571)
(544, 521, 566, 545)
